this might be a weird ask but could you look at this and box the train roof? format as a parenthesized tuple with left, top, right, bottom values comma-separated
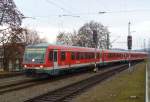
(27, 43, 50, 48)
(105, 49, 147, 54)
(26, 43, 101, 52)
(26, 43, 148, 54)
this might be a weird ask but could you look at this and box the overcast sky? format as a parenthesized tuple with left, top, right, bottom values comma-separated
(14, 0, 150, 50)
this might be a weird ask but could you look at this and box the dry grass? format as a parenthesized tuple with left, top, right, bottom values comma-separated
(73, 63, 146, 102)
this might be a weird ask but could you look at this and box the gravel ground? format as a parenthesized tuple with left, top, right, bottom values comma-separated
(0, 75, 33, 87)
(0, 72, 23, 78)
(0, 71, 101, 102)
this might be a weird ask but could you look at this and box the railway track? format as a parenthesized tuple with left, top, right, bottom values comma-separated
(0, 70, 96, 95)
(0, 68, 100, 95)
(0, 77, 49, 95)
(25, 63, 131, 102)
(0, 69, 94, 95)
(0, 67, 100, 95)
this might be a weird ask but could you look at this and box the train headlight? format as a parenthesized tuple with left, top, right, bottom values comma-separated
(40, 65, 43, 68)
(24, 65, 27, 68)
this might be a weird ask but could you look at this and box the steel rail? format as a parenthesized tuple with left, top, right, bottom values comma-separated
(25, 64, 132, 102)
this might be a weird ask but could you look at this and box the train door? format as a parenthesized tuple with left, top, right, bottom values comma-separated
(53, 50, 58, 69)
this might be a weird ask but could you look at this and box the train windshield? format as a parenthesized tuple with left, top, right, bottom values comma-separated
(23, 48, 46, 64)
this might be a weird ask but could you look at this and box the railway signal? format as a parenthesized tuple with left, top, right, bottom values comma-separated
(127, 35, 132, 70)
(127, 35, 132, 50)
(93, 30, 98, 72)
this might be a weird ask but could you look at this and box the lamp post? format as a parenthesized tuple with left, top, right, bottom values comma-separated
(59, 14, 80, 18)
(98, 11, 107, 14)
(22, 16, 36, 20)
(127, 22, 132, 70)
(144, 39, 146, 52)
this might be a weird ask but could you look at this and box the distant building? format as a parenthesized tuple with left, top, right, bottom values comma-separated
(0, 43, 26, 71)
(0, 46, 4, 71)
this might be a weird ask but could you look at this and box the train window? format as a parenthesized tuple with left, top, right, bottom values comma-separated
(89, 53, 91, 59)
(91, 53, 93, 59)
(90, 53, 92, 59)
(100, 53, 102, 58)
(88, 53, 90, 59)
(61, 51, 66, 61)
(115, 53, 117, 57)
(81, 52, 84, 59)
(54, 51, 57, 62)
(49, 51, 53, 61)
(88, 53, 91, 59)
(96, 53, 100, 59)
(118, 53, 120, 57)
(112, 53, 114, 57)
(83, 52, 86, 59)
(124, 54, 125, 57)
(86, 53, 88, 59)
(78, 52, 80, 59)
(92, 53, 94, 59)
(117, 54, 119, 57)
(108, 53, 110, 58)
(109, 53, 111, 57)
(108, 53, 111, 58)
(79, 52, 81, 59)
(83, 53, 85, 59)
(104, 53, 107, 57)
(112, 53, 115, 57)
(108, 53, 112, 57)
(106, 54, 108, 57)
(71, 52, 75, 60)
(76, 52, 79, 60)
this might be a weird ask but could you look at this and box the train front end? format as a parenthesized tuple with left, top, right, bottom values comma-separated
(23, 45, 50, 76)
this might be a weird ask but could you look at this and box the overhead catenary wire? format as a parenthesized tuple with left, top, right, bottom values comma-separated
(45, 0, 72, 14)
(45, 0, 81, 18)
(24, 8, 150, 19)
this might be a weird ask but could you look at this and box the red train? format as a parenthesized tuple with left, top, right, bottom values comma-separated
(23, 44, 148, 75)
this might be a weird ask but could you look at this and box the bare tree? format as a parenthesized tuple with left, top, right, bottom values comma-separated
(3, 27, 47, 45)
(77, 21, 111, 49)
(56, 21, 111, 49)
(0, 0, 23, 45)
(0, 0, 23, 26)
(21, 28, 47, 45)
(56, 31, 78, 46)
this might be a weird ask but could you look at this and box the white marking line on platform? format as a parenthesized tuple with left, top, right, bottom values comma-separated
(146, 64, 148, 102)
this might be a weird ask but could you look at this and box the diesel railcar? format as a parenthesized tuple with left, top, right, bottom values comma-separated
(23, 43, 148, 75)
